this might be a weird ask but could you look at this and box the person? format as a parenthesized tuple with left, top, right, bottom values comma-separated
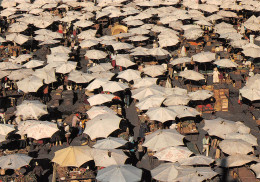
(71, 113, 81, 138)
(137, 140, 145, 161)
(202, 134, 210, 156)
(64, 123, 71, 145)
(42, 84, 49, 104)
(33, 162, 43, 182)
(213, 68, 220, 84)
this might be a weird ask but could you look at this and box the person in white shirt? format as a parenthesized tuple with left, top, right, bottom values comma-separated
(202, 134, 210, 156)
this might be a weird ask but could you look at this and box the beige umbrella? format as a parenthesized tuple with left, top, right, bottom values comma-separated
(52, 146, 93, 167)
(148, 47, 170, 56)
(23, 60, 44, 68)
(8, 69, 34, 80)
(91, 71, 115, 80)
(217, 10, 237, 18)
(51, 46, 71, 54)
(136, 95, 165, 111)
(129, 35, 149, 42)
(23, 121, 58, 140)
(9, 54, 32, 64)
(251, 163, 260, 178)
(84, 114, 121, 139)
(87, 106, 116, 119)
(179, 70, 205, 81)
(93, 137, 127, 150)
(225, 133, 258, 146)
(125, 19, 144, 26)
(131, 85, 165, 100)
(0, 124, 15, 136)
(242, 47, 260, 58)
(170, 57, 192, 66)
(86, 78, 109, 91)
(74, 20, 93, 28)
(0, 70, 10, 79)
(184, 28, 204, 40)
(33, 68, 56, 84)
(0, 154, 32, 170)
(47, 53, 69, 63)
(163, 94, 190, 106)
(96, 165, 142, 182)
(188, 90, 213, 101)
(168, 105, 200, 118)
(219, 154, 259, 167)
(102, 81, 129, 93)
(15, 100, 48, 120)
(8, 22, 28, 33)
(0, 62, 21, 70)
(55, 61, 77, 74)
(80, 39, 99, 48)
(92, 149, 127, 167)
(129, 28, 150, 35)
(133, 78, 157, 88)
(117, 69, 141, 82)
(112, 42, 134, 51)
(146, 107, 177, 123)
(219, 139, 254, 155)
(214, 59, 238, 68)
(143, 129, 184, 151)
(78, 30, 97, 40)
(143, 65, 166, 77)
(192, 52, 216, 63)
(154, 146, 193, 162)
(159, 38, 179, 47)
(68, 70, 94, 83)
(179, 155, 214, 166)
(17, 76, 43, 93)
(115, 54, 135, 68)
(88, 63, 112, 73)
(85, 50, 108, 59)
(6, 33, 29, 45)
(202, 118, 239, 139)
(151, 163, 179, 182)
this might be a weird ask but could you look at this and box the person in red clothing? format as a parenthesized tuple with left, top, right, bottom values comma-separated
(43, 85, 49, 104)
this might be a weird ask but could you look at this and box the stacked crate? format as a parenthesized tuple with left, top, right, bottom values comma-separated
(214, 89, 229, 112)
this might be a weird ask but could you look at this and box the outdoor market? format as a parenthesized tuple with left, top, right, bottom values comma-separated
(0, 0, 259, 181)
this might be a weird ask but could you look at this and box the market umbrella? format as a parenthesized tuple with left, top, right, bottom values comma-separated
(188, 90, 213, 101)
(242, 47, 260, 58)
(47, 53, 69, 63)
(0, 154, 32, 169)
(88, 63, 113, 73)
(52, 146, 93, 167)
(133, 78, 157, 88)
(0, 70, 10, 79)
(68, 70, 94, 83)
(179, 70, 205, 81)
(102, 81, 129, 93)
(159, 38, 179, 47)
(117, 69, 141, 82)
(55, 61, 77, 74)
(87, 106, 116, 119)
(202, 118, 245, 139)
(136, 95, 165, 110)
(151, 163, 179, 182)
(0, 124, 15, 136)
(93, 137, 127, 150)
(86, 78, 109, 91)
(87, 94, 115, 106)
(15, 100, 48, 120)
(51, 46, 71, 54)
(17, 120, 39, 136)
(9, 54, 32, 64)
(129, 35, 149, 42)
(131, 85, 165, 100)
(92, 149, 128, 167)
(84, 114, 121, 140)
(170, 57, 192, 66)
(146, 107, 177, 123)
(23, 60, 44, 68)
(143, 129, 184, 151)
(23, 121, 58, 140)
(192, 52, 216, 63)
(33, 68, 56, 84)
(8, 69, 34, 80)
(179, 155, 214, 166)
(143, 65, 166, 77)
(219, 139, 254, 155)
(85, 50, 108, 59)
(96, 165, 142, 182)
(154, 146, 193, 162)
(225, 133, 258, 146)
(115, 55, 135, 68)
(148, 47, 170, 57)
(219, 154, 259, 167)
(184, 28, 204, 40)
(0, 62, 21, 70)
(168, 105, 200, 118)
(214, 59, 238, 68)
(80, 39, 99, 48)
(6, 33, 29, 45)
(112, 42, 134, 51)
(251, 163, 260, 178)
(163, 94, 190, 106)
(16, 76, 43, 93)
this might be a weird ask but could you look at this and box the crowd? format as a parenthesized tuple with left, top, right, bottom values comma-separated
(0, 0, 259, 181)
